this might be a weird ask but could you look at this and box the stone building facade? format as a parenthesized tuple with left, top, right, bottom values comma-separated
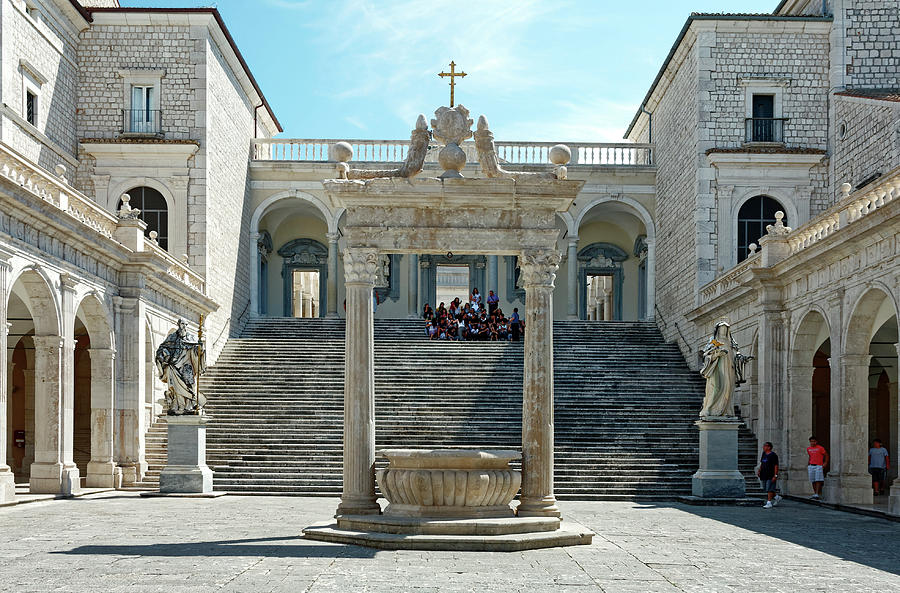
(0, 0, 897, 514)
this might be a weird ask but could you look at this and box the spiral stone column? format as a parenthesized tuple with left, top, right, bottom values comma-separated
(517, 250, 561, 517)
(337, 247, 381, 516)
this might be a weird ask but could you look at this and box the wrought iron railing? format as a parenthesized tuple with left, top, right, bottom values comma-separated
(122, 109, 162, 135)
(744, 117, 787, 143)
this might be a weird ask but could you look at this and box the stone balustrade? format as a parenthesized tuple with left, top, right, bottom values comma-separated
(0, 142, 204, 296)
(699, 253, 760, 305)
(787, 172, 899, 255)
(252, 138, 654, 166)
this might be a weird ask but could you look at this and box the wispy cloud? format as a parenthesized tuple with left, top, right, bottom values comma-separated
(343, 115, 367, 131)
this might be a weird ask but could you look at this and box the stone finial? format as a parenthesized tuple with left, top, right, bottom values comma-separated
(415, 113, 427, 131)
(432, 104, 473, 179)
(54, 163, 67, 181)
(117, 193, 142, 220)
(148, 230, 159, 244)
(332, 141, 354, 163)
(549, 144, 571, 165)
(748, 243, 758, 255)
(181, 254, 190, 264)
(765, 211, 791, 236)
(840, 182, 852, 198)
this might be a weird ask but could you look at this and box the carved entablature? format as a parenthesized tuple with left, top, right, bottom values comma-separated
(277, 238, 328, 267)
(577, 242, 629, 269)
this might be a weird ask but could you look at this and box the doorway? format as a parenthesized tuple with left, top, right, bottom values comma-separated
(586, 274, 615, 321)
(291, 270, 320, 318)
(436, 265, 469, 308)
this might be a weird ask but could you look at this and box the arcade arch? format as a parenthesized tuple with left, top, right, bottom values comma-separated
(573, 198, 654, 320)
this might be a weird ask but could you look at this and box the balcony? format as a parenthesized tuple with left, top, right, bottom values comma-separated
(121, 109, 162, 136)
(744, 117, 787, 144)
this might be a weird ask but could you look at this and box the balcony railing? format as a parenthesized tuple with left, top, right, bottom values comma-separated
(744, 117, 787, 143)
(122, 109, 162, 135)
(252, 139, 654, 166)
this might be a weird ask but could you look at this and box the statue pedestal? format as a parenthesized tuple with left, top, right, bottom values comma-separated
(159, 415, 213, 494)
(692, 418, 746, 498)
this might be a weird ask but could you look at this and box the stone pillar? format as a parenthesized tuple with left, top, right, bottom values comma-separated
(159, 415, 213, 493)
(566, 238, 578, 320)
(756, 296, 788, 453)
(30, 335, 79, 494)
(86, 348, 119, 488)
(336, 248, 381, 516)
(692, 419, 746, 498)
(407, 254, 419, 319)
(825, 354, 873, 505)
(249, 231, 260, 316)
(488, 255, 499, 303)
(889, 343, 900, 515)
(23, 368, 35, 473)
(785, 364, 815, 496)
(645, 238, 656, 320)
(326, 232, 340, 318)
(517, 250, 561, 517)
(0, 252, 14, 502)
(114, 294, 147, 485)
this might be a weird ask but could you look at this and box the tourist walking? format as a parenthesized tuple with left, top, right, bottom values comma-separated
(807, 436, 829, 500)
(756, 442, 782, 509)
(868, 439, 891, 496)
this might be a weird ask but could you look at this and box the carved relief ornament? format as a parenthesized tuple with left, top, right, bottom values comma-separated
(519, 251, 561, 288)
(343, 248, 380, 284)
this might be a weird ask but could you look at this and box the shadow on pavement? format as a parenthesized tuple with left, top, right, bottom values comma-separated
(634, 501, 900, 576)
(50, 535, 378, 559)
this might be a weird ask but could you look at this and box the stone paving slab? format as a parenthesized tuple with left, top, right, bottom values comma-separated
(0, 493, 898, 592)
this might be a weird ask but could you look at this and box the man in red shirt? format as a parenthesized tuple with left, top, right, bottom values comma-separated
(807, 436, 829, 500)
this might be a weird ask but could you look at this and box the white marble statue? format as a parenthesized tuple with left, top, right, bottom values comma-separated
(156, 319, 207, 415)
(699, 319, 749, 418)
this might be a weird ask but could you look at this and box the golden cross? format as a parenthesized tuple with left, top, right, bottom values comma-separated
(438, 61, 467, 107)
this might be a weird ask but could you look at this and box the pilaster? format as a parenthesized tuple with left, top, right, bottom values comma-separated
(785, 363, 815, 496)
(407, 253, 419, 319)
(113, 294, 147, 485)
(825, 353, 874, 505)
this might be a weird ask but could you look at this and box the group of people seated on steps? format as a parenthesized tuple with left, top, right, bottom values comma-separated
(422, 288, 523, 341)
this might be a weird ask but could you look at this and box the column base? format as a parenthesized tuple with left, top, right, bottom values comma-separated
(823, 472, 873, 505)
(30, 461, 81, 495)
(889, 480, 900, 516)
(119, 461, 148, 485)
(516, 496, 561, 518)
(566, 314, 578, 321)
(336, 496, 381, 517)
(86, 461, 122, 488)
(0, 467, 15, 503)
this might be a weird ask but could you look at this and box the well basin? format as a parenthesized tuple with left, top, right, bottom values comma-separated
(376, 449, 521, 518)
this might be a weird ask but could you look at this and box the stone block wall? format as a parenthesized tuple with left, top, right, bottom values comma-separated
(75, 25, 198, 141)
(832, 96, 900, 195)
(638, 39, 700, 360)
(844, 0, 900, 89)
(201, 35, 258, 360)
(0, 1, 79, 172)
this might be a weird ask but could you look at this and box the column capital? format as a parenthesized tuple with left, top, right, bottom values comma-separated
(87, 347, 116, 359)
(519, 250, 561, 288)
(840, 353, 872, 367)
(342, 248, 379, 285)
(326, 232, 340, 243)
(567, 236, 579, 248)
(59, 273, 78, 291)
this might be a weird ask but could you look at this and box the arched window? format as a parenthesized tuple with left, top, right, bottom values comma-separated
(117, 186, 168, 250)
(737, 195, 786, 262)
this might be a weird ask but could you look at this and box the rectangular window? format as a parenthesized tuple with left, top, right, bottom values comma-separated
(750, 94, 776, 142)
(129, 85, 155, 133)
(25, 91, 37, 126)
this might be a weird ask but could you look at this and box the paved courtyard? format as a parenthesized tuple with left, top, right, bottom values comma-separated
(1, 493, 898, 593)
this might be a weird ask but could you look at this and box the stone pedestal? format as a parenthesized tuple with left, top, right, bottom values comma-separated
(692, 419, 746, 498)
(159, 415, 213, 494)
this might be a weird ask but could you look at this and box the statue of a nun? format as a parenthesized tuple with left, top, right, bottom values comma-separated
(699, 318, 749, 418)
(156, 319, 206, 415)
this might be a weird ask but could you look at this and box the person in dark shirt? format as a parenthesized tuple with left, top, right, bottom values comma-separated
(756, 441, 782, 509)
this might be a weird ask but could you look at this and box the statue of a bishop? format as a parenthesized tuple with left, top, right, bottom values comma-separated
(156, 319, 206, 415)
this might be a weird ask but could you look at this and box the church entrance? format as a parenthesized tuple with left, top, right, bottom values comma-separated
(436, 265, 469, 308)
(291, 270, 320, 318)
(586, 274, 615, 321)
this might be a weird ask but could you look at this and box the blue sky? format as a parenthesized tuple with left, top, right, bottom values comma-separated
(121, 0, 778, 141)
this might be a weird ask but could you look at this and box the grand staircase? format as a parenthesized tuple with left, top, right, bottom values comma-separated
(141, 318, 760, 499)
